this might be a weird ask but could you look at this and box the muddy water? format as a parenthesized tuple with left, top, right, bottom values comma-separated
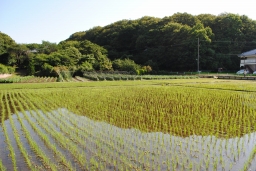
(0, 108, 256, 171)
(57, 108, 256, 171)
(0, 124, 13, 170)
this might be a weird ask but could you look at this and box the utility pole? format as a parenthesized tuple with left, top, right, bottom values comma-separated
(197, 38, 200, 73)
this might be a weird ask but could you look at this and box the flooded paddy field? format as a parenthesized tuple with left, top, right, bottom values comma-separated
(0, 79, 256, 170)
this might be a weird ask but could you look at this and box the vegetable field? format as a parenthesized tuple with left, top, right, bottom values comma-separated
(0, 79, 256, 171)
(0, 76, 57, 83)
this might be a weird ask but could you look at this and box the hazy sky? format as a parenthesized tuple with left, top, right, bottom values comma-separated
(1, 0, 256, 44)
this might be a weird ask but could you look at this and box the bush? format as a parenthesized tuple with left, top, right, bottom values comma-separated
(121, 76, 128, 80)
(97, 76, 105, 81)
(105, 76, 114, 81)
(113, 58, 141, 73)
(8, 66, 15, 73)
(113, 76, 121, 80)
(27, 60, 35, 75)
(0, 64, 15, 74)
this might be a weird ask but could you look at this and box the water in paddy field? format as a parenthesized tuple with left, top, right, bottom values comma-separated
(0, 108, 256, 171)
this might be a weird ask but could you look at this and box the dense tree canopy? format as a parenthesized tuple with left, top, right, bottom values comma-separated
(0, 32, 16, 65)
(1, 12, 256, 76)
(67, 13, 256, 72)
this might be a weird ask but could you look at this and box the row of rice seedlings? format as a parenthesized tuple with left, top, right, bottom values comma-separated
(4, 91, 254, 169)
(72, 87, 252, 136)
(20, 77, 57, 83)
(44, 110, 125, 170)
(23, 85, 253, 138)
(34, 103, 190, 169)
(0, 93, 7, 171)
(15, 117, 57, 171)
(12, 92, 74, 171)
(25, 95, 129, 170)
(50, 108, 162, 170)
(64, 109, 232, 170)
(0, 76, 58, 84)
(0, 91, 5, 123)
(14, 94, 75, 170)
(53, 86, 254, 169)
(32, 110, 89, 169)
(0, 79, 160, 90)
(0, 76, 34, 83)
(66, 115, 145, 169)
(10, 93, 58, 171)
(6, 84, 253, 170)
(6, 92, 36, 171)
(240, 137, 256, 171)
(15, 92, 81, 170)
(0, 91, 17, 171)
(18, 92, 90, 170)
(83, 73, 198, 81)
(23, 93, 145, 170)
(49, 109, 136, 170)
(122, 88, 247, 136)
(174, 80, 256, 92)
(49, 104, 144, 168)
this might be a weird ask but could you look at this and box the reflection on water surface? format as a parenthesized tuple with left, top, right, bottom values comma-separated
(0, 108, 256, 170)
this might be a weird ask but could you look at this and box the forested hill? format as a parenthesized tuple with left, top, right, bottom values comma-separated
(66, 13, 256, 71)
(1, 12, 256, 76)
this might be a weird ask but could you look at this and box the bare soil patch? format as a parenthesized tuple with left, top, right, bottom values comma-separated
(0, 74, 12, 79)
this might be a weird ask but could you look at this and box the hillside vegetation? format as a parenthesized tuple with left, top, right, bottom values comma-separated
(1, 13, 256, 76)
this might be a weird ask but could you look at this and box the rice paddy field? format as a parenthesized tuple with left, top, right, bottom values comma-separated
(0, 79, 256, 171)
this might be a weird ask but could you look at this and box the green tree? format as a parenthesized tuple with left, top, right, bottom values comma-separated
(78, 61, 94, 72)
(0, 63, 9, 73)
(49, 13, 256, 71)
(27, 59, 35, 75)
(33, 54, 48, 70)
(58, 40, 80, 50)
(38, 41, 58, 54)
(61, 47, 82, 65)
(8, 44, 29, 67)
(0, 32, 16, 65)
(113, 58, 140, 73)
(41, 63, 54, 76)
(170, 12, 200, 27)
(197, 14, 216, 28)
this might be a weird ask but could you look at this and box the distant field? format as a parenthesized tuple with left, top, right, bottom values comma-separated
(0, 79, 256, 170)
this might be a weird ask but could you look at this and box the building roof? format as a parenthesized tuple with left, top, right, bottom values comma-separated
(238, 49, 256, 57)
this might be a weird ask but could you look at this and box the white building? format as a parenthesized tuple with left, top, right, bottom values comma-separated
(238, 49, 256, 73)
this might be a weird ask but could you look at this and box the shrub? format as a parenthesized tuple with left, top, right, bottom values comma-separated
(0, 64, 15, 74)
(105, 76, 114, 81)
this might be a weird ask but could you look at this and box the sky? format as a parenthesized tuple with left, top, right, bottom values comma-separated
(1, 0, 256, 44)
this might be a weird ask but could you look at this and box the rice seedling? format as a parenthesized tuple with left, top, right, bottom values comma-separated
(17, 97, 85, 170)
(1, 92, 17, 171)
(7, 92, 36, 171)
(9, 93, 59, 171)
(0, 159, 6, 171)
(13, 92, 75, 170)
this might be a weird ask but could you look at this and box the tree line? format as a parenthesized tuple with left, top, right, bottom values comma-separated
(1, 12, 256, 76)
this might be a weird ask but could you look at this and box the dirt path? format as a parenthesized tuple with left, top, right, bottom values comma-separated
(0, 74, 12, 78)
